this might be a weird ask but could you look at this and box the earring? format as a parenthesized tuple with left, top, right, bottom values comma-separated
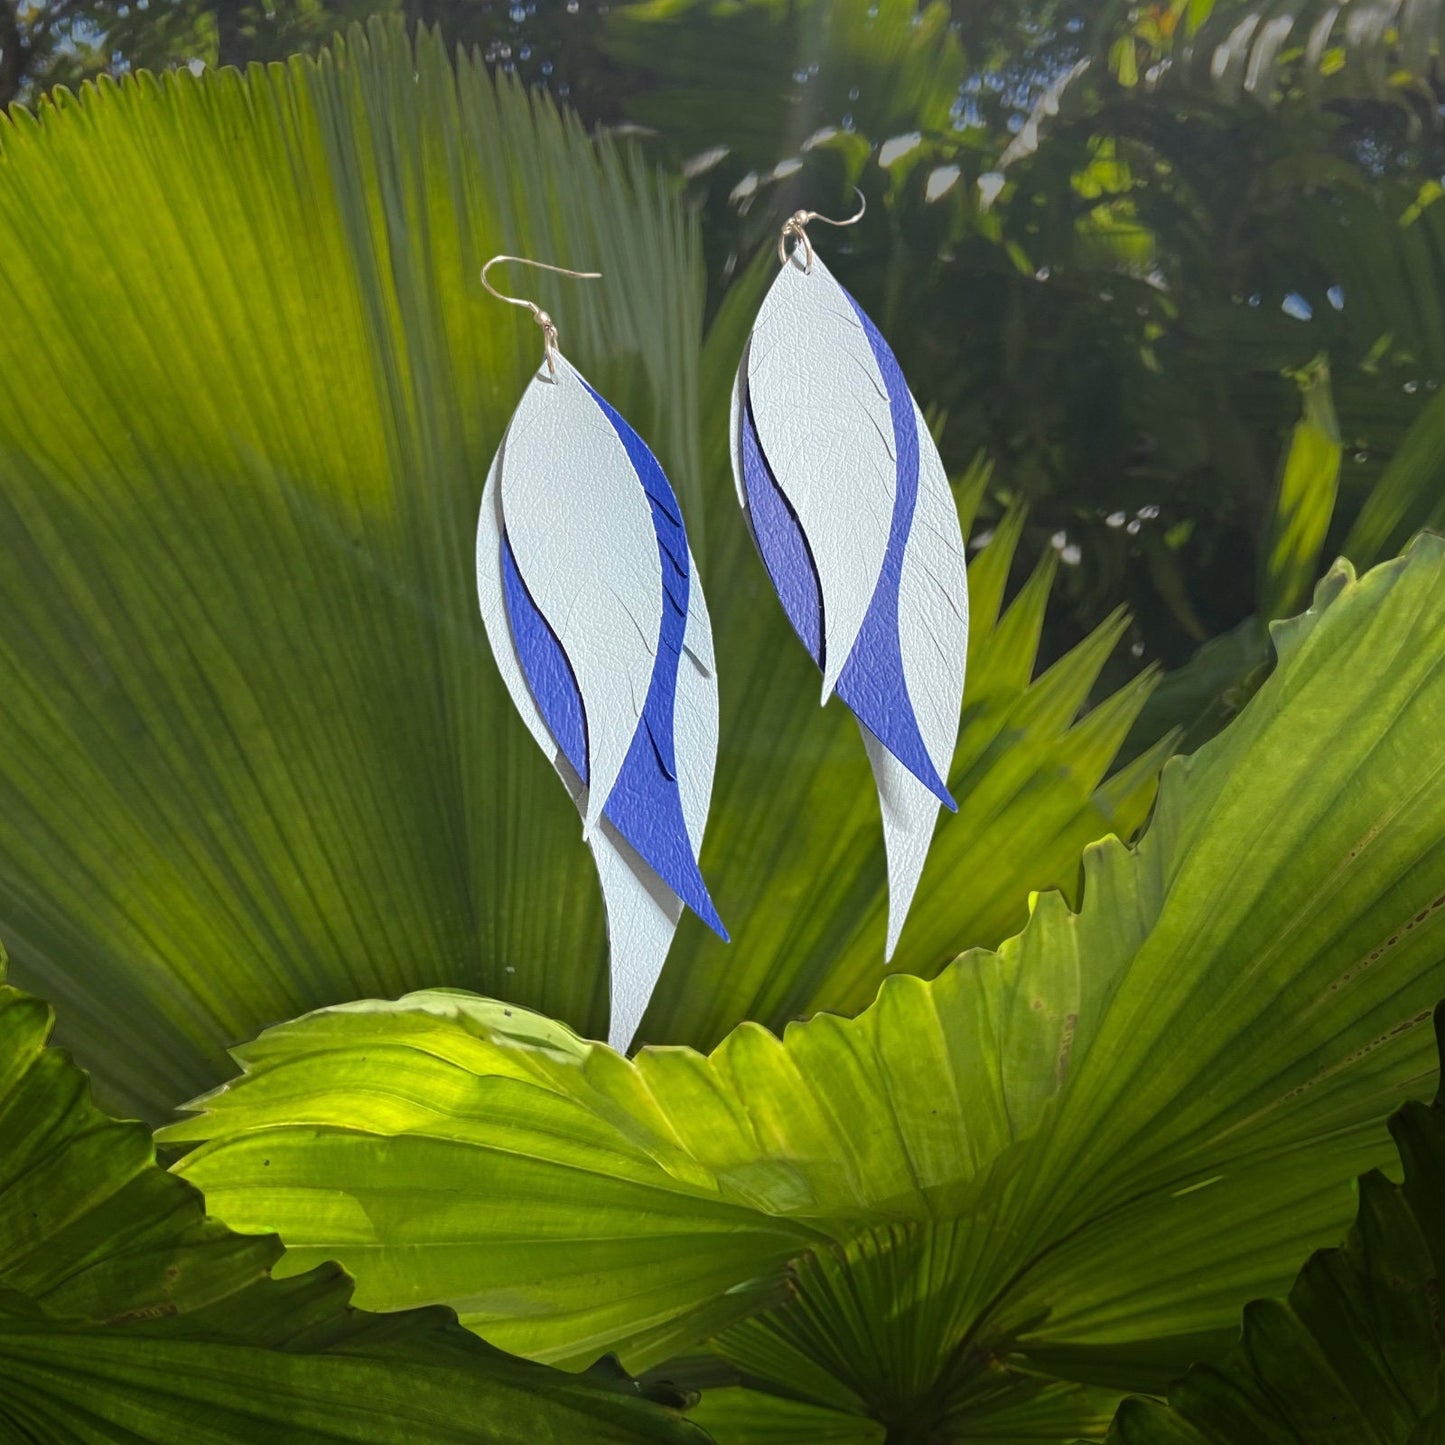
(730, 195, 969, 959)
(476, 256, 726, 1051)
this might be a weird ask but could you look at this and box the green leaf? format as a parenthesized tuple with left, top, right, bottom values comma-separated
(1117, 616, 1271, 764)
(1259, 356, 1341, 621)
(602, 0, 967, 167)
(0, 20, 705, 1120)
(0, 18, 1168, 1118)
(1095, 0, 1445, 103)
(1134, 358, 1344, 767)
(1288, 184, 1445, 569)
(1110, 36, 1140, 89)
(1106, 1006, 1445, 1443)
(685, 1385, 885, 1444)
(1346, 377, 1445, 566)
(0, 973, 710, 1443)
(166, 536, 1445, 1437)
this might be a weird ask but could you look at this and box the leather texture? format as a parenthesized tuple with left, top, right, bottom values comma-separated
(733, 251, 969, 959)
(477, 352, 723, 1049)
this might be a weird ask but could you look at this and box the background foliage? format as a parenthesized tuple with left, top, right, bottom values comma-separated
(167, 532, 1445, 1441)
(1106, 1004, 1445, 1444)
(0, 971, 707, 1440)
(0, 18, 1175, 1118)
(8, 0, 1445, 717)
(4, 1, 1445, 1440)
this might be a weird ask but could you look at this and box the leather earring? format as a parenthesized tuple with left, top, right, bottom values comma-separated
(730, 196, 970, 958)
(476, 256, 726, 1051)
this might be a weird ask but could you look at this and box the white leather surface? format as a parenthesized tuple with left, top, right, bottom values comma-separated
(478, 359, 722, 1053)
(899, 395, 969, 785)
(676, 548, 718, 862)
(476, 443, 554, 762)
(747, 252, 896, 699)
(728, 344, 749, 512)
(591, 818, 683, 1052)
(863, 400, 970, 960)
(862, 728, 938, 962)
(499, 353, 662, 837)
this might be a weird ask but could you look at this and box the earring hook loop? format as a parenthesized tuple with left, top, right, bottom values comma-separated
(481, 255, 603, 378)
(777, 188, 867, 273)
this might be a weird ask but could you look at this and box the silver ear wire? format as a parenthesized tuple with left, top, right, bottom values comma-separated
(777, 188, 867, 273)
(481, 255, 602, 377)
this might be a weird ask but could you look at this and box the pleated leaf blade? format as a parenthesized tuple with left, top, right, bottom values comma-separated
(167, 536, 1445, 1437)
(0, 20, 702, 1119)
(0, 21, 1167, 1124)
(0, 975, 710, 1444)
(1105, 1007, 1445, 1444)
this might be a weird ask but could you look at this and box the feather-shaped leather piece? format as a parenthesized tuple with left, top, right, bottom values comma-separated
(732, 251, 969, 957)
(478, 354, 725, 1049)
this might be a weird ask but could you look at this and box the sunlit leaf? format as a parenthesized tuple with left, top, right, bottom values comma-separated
(0, 20, 704, 1119)
(1106, 1007, 1445, 1443)
(0, 20, 1167, 1117)
(0, 973, 709, 1443)
(1118, 616, 1271, 764)
(1346, 384, 1445, 567)
(1094, 0, 1445, 104)
(1131, 355, 1342, 764)
(167, 536, 1445, 1437)
(602, 0, 966, 167)
(1258, 355, 1341, 620)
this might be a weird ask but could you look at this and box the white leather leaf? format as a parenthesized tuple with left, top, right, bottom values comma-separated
(601, 545, 720, 1051)
(479, 359, 724, 1052)
(732, 253, 969, 961)
(899, 395, 969, 787)
(479, 457, 698, 1053)
(867, 399, 970, 959)
(862, 731, 939, 962)
(590, 821, 682, 1052)
(476, 445, 553, 763)
(499, 353, 663, 836)
(728, 344, 749, 513)
(747, 252, 897, 699)
(676, 547, 719, 861)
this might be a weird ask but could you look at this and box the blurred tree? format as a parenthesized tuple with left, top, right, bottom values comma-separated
(0, 0, 625, 112)
(1, 0, 97, 107)
(593, 0, 1445, 713)
(0, 0, 386, 106)
(5, 0, 1444, 741)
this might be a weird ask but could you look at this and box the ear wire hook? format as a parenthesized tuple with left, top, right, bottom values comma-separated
(481, 255, 603, 378)
(778, 188, 867, 273)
